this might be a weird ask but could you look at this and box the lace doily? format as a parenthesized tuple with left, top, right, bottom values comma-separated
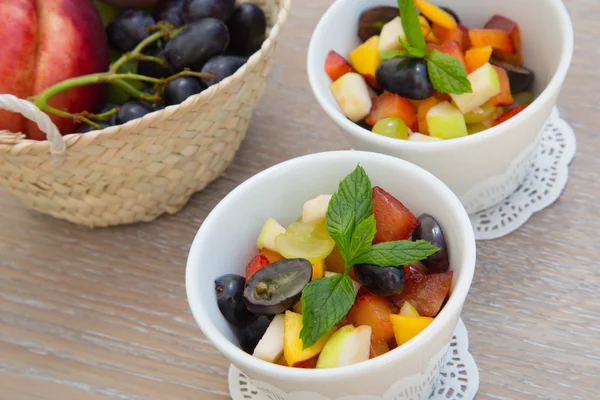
(470, 108, 577, 240)
(228, 319, 478, 400)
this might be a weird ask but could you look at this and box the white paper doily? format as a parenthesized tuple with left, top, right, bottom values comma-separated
(228, 319, 479, 400)
(470, 108, 577, 240)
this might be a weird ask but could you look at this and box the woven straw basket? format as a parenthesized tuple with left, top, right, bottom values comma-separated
(0, 0, 291, 228)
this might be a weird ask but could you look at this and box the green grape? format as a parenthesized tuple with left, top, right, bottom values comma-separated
(464, 102, 498, 124)
(467, 123, 487, 135)
(372, 117, 409, 140)
(275, 222, 335, 264)
(510, 92, 535, 109)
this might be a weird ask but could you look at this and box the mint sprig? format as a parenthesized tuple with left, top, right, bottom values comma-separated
(382, 38, 427, 60)
(398, 0, 427, 54)
(300, 165, 440, 348)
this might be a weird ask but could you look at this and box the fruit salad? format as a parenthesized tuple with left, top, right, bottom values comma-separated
(325, 0, 536, 141)
(214, 165, 453, 369)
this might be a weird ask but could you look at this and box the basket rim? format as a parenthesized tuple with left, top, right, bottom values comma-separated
(0, 0, 291, 153)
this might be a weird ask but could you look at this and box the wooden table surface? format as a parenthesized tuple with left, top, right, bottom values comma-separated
(1, 1, 599, 399)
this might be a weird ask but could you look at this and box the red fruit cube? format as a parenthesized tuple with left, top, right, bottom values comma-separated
(365, 92, 418, 129)
(490, 66, 513, 107)
(492, 105, 527, 127)
(484, 15, 523, 66)
(372, 186, 419, 243)
(245, 254, 270, 280)
(468, 29, 515, 53)
(324, 50, 356, 81)
(428, 41, 467, 70)
(432, 23, 470, 52)
(346, 293, 395, 342)
(391, 271, 453, 317)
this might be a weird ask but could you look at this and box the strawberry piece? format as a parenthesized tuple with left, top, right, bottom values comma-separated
(391, 271, 453, 317)
(369, 338, 390, 358)
(428, 41, 466, 69)
(484, 15, 523, 66)
(492, 105, 526, 127)
(245, 254, 270, 280)
(365, 92, 417, 129)
(417, 96, 440, 134)
(432, 23, 470, 52)
(346, 293, 395, 342)
(490, 66, 514, 107)
(372, 186, 419, 242)
(324, 50, 356, 81)
(468, 29, 515, 53)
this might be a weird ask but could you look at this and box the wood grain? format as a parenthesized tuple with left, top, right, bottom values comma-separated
(1, 0, 599, 399)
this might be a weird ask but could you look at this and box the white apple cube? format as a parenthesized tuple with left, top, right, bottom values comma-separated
(426, 101, 468, 140)
(408, 132, 443, 142)
(378, 17, 407, 56)
(330, 73, 373, 122)
(256, 218, 286, 252)
(317, 325, 372, 369)
(451, 63, 501, 114)
(302, 194, 332, 224)
(252, 314, 285, 363)
(324, 271, 361, 295)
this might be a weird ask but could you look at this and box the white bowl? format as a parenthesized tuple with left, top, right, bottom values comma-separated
(186, 151, 476, 399)
(307, 0, 574, 214)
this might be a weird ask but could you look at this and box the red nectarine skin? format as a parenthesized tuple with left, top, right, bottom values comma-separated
(27, 0, 110, 139)
(0, 0, 38, 134)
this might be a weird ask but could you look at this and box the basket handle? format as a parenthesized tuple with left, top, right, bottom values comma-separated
(0, 94, 66, 154)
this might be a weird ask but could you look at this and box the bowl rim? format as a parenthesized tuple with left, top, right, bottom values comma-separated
(306, 0, 574, 151)
(185, 150, 477, 382)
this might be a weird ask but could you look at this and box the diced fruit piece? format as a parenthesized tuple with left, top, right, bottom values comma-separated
(484, 14, 523, 66)
(492, 105, 527, 127)
(511, 92, 535, 108)
(490, 57, 535, 93)
(215, 274, 252, 327)
(346, 293, 395, 342)
(433, 91, 452, 102)
(417, 96, 440, 134)
(324, 271, 362, 295)
(467, 123, 487, 135)
(349, 36, 381, 78)
(245, 254, 270, 280)
(244, 259, 313, 315)
(325, 50, 356, 81)
(275, 222, 335, 263)
(261, 248, 285, 264)
(463, 101, 499, 124)
(358, 6, 400, 42)
(317, 325, 371, 368)
(302, 195, 332, 224)
(373, 186, 419, 242)
(312, 260, 325, 280)
(292, 300, 303, 314)
(325, 247, 345, 274)
(432, 23, 470, 51)
(354, 264, 405, 296)
(277, 355, 287, 366)
(414, 0, 456, 30)
(426, 101, 468, 140)
(426, 30, 439, 44)
(427, 41, 466, 69)
(366, 92, 418, 129)
(465, 46, 493, 73)
(369, 338, 390, 358)
(372, 117, 409, 140)
(391, 271, 453, 316)
(293, 355, 319, 369)
(390, 315, 434, 345)
(408, 132, 442, 142)
(240, 315, 272, 354)
(378, 17, 406, 56)
(490, 66, 513, 107)
(330, 73, 373, 122)
(451, 63, 501, 114)
(284, 311, 335, 367)
(257, 218, 286, 252)
(405, 263, 427, 278)
(469, 29, 515, 53)
(399, 301, 420, 317)
(376, 59, 434, 100)
(253, 314, 285, 363)
(419, 16, 432, 38)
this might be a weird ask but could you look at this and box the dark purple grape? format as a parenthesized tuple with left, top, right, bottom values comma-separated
(116, 101, 154, 124)
(154, 0, 185, 26)
(164, 18, 229, 70)
(354, 264, 405, 296)
(244, 259, 312, 315)
(239, 315, 272, 354)
(77, 121, 112, 133)
(491, 57, 535, 93)
(215, 274, 252, 328)
(201, 55, 246, 86)
(107, 11, 156, 53)
(182, 0, 236, 23)
(98, 103, 120, 125)
(227, 3, 267, 57)
(412, 214, 449, 273)
(358, 6, 399, 42)
(376, 58, 434, 100)
(164, 77, 206, 106)
(139, 47, 179, 79)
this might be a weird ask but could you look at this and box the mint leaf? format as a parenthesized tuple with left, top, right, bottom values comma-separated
(300, 274, 356, 348)
(325, 193, 355, 265)
(381, 39, 427, 60)
(337, 165, 372, 226)
(398, 0, 427, 54)
(346, 214, 377, 266)
(353, 240, 440, 267)
(427, 50, 472, 94)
